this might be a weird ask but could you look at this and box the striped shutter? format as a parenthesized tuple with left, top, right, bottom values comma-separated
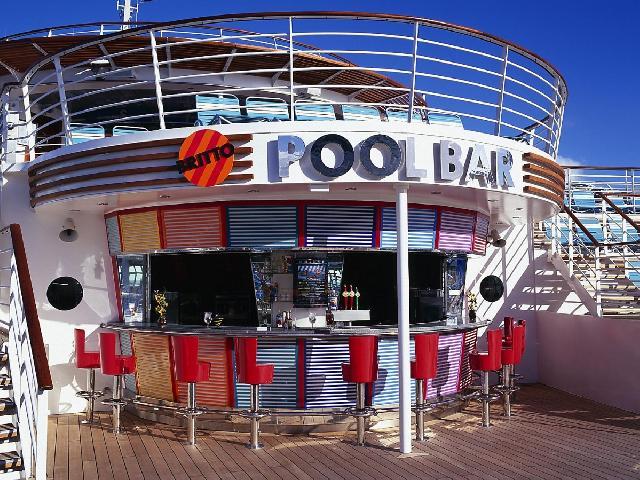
(472, 214, 490, 255)
(427, 333, 463, 399)
(227, 206, 297, 248)
(176, 337, 230, 407)
(306, 205, 375, 248)
(162, 206, 223, 249)
(105, 216, 122, 255)
(236, 338, 298, 409)
(131, 333, 175, 401)
(304, 338, 355, 408)
(380, 207, 437, 250)
(437, 210, 475, 252)
(119, 211, 161, 253)
(119, 332, 137, 394)
(459, 329, 477, 390)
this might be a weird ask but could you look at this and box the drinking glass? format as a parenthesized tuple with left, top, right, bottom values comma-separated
(203, 312, 213, 328)
(309, 312, 316, 328)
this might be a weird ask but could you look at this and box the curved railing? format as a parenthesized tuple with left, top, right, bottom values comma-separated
(0, 11, 567, 162)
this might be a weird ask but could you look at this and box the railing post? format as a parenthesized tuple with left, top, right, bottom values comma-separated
(622, 216, 629, 276)
(545, 77, 560, 155)
(594, 246, 602, 317)
(149, 31, 166, 130)
(600, 196, 609, 253)
(19, 85, 36, 160)
(568, 215, 574, 277)
(288, 17, 295, 122)
(494, 46, 509, 136)
(408, 21, 419, 123)
(550, 214, 558, 256)
(53, 57, 72, 145)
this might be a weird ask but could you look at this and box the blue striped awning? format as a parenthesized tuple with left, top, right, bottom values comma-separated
(227, 206, 298, 248)
(305, 205, 375, 248)
(380, 207, 437, 250)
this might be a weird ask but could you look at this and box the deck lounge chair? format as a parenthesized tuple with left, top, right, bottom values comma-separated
(69, 124, 106, 144)
(294, 102, 336, 121)
(245, 97, 289, 121)
(341, 105, 381, 121)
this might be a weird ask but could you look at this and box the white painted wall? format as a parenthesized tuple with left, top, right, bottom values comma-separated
(1, 168, 118, 414)
(537, 312, 640, 414)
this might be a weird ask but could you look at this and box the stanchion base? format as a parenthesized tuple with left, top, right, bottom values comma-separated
(247, 443, 264, 450)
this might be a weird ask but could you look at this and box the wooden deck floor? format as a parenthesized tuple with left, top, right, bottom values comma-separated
(48, 384, 640, 480)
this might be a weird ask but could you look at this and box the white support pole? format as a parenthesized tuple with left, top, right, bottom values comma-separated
(288, 17, 295, 122)
(149, 31, 166, 130)
(396, 185, 411, 454)
(408, 22, 419, 123)
(53, 57, 71, 145)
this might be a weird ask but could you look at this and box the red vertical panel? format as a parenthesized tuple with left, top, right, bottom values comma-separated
(374, 205, 382, 248)
(297, 203, 306, 247)
(226, 337, 235, 407)
(297, 338, 305, 408)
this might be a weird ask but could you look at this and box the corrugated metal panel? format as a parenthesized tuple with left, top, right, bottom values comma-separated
(306, 206, 375, 248)
(427, 333, 463, 399)
(131, 333, 175, 401)
(162, 206, 223, 249)
(236, 338, 298, 409)
(227, 206, 297, 248)
(119, 211, 161, 253)
(119, 332, 137, 394)
(105, 216, 122, 255)
(472, 214, 490, 255)
(459, 329, 477, 390)
(373, 338, 417, 406)
(304, 338, 355, 408)
(437, 210, 475, 252)
(176, 338, 230, 407)
(380, 208, 437, 250)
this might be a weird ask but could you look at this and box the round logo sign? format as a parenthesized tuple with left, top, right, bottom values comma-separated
(177, 130, 235, 187)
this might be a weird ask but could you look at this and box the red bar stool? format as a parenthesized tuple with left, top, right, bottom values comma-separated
(411, 333, 439, 441)
(342, 335, 378, 446)
(171, 336, 211, 445)
(502, 316, 515, 345)
(496, 325, 524, 417)
(510, 320, 527, 396)
(99, 332, 136, 434)
(235, 337, 274, 449)
(469, 329, 502, 427)
(74, 329, 103, 424)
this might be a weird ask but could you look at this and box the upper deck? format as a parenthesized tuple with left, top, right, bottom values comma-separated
(0, 12, 567, 219)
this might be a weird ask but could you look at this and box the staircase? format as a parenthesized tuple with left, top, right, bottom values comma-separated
(0, 350, 23, 479)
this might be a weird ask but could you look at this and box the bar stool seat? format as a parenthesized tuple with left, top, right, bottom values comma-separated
(469, 329, 502, 428)
(235, 337, 274, 449)
(341, 335, 378, 446)
(172, 336, 211, 445)
(411, 333, 439, 441)
(99, 332, 136, 434)
(74, 328, 103, 424)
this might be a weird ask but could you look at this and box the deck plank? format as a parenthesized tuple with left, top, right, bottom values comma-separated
(47, 385, 640, 480)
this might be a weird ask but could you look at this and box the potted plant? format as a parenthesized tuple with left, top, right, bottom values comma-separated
(467, 291, 478, 322)
(153, 290, 169, 327)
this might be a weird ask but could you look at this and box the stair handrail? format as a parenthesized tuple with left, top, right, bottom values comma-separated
(561, 204, 601, 246)
(3, 224, 52, 391)
(595, 192, 640, 233)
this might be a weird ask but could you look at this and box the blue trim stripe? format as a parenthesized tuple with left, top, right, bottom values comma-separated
(380, 207, 437, 250)
(305, 206, 375, 248)
(227, 206, 297, 248)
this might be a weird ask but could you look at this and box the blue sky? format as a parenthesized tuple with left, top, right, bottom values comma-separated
(1, 0, 638, 167)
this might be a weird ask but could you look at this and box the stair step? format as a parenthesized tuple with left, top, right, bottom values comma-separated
(603, 308, 640, 315)
(0, 401, 15, 414)
(0, 425, 17, 444)
(0, 452, 22, 472)
(0, 354, 7, 365)
(0, 376, 10, 389)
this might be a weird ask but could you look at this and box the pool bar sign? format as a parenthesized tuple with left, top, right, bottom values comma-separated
(177, 130, 235, 187)
(277, 134, 516, 188)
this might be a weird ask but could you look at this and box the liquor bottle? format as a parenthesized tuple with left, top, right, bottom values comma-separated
(348, 285, 355, 310)
(342, 285, 349, 310)
(326, 303, 334, 327)
(355, 287, 361, 310)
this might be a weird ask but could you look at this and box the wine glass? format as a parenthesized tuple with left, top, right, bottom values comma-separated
(309, 312, 316, 328)
(203, 312, 213, 328)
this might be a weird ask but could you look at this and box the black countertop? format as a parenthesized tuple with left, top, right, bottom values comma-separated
(101, 321, 488, 337)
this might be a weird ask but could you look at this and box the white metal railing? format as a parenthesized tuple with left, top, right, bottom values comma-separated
(0, 226, 49, 480)
(0, 12, 567, 164)
(564, 166, 640, 213)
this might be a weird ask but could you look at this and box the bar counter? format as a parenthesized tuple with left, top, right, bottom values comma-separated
(102, 321, 487, 411)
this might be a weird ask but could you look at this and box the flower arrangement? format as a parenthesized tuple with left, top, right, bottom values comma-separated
(467, 291, 478, 321)
(153, 290, 169, 326)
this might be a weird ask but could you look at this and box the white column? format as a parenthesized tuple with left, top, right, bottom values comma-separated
(396, 185, 411, 453)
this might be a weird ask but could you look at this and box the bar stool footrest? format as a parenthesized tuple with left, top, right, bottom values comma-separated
(238, 409, 270, 420)
(343, 407, 377, 418)
(76, 390, 104, 400)
(102, 398, 128, 407)
(476, 393, 501, 402)
(177, 407, 207, 418)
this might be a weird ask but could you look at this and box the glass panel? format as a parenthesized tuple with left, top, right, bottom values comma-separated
(117, 255, 147, 323)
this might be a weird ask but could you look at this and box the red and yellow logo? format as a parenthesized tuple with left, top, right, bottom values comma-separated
(177, 130, 235, 187)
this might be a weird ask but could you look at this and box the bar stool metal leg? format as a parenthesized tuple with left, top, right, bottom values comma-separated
(248, 384, 262, 450)
(112, 375, 122, 434)
(187, 382, 196, 445)
(415, 379, 424, 441)
(502, 365, 512, 417)
(356, 383, 366, 446)
(76, 368, 102, 424)
(481, 371, 490, 428)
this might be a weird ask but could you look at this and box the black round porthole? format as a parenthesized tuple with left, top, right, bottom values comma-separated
(479, 275, 504, 303)
(46, 277, 83, 311)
